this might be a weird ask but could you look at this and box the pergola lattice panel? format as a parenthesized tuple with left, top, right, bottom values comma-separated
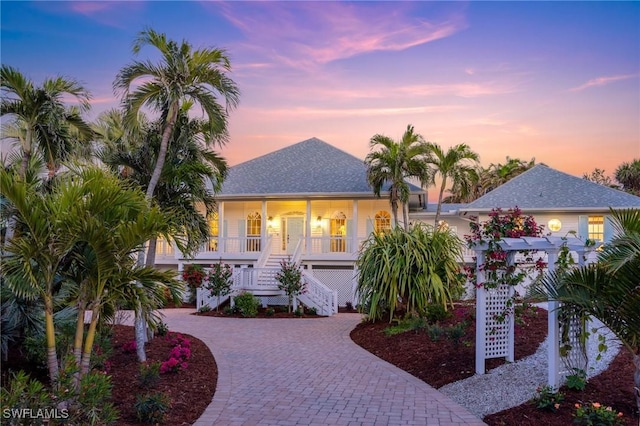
(483, 285, 514, 359)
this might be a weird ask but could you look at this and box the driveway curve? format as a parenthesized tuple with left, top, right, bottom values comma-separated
(153, 309, 486, 426)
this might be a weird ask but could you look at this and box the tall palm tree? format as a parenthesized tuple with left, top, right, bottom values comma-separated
(96, 107, 228, 266)
(113, 28, 239, 202)
(0, 65, 93, 179)
(534, 208, 640, 414)
(365, 125, 431, 229)
(615, 159, 640, 196)
(425, 143, 479, 225)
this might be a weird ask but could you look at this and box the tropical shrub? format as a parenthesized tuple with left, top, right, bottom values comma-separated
(233, 292, 260, 318)
(138, 362, 161, 389)
(356, 224, 464, 322)
(135, 392, 171, 425)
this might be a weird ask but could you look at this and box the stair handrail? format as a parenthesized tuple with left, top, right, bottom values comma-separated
(291, 235, 304, 265)
(255, 235, 274, 268)
(301, 271, 338, 316)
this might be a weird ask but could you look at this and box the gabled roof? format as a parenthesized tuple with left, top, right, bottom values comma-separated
(219, 137, 421, 198)
(461, 164, 640, 211)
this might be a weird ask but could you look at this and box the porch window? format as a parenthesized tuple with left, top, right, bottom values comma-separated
(588, 215, 604, 242)
(374, 211, 391, 234)
(208, 212, 218, 251)
(246, 212, 261, 252)
(330, 212, 346, 252)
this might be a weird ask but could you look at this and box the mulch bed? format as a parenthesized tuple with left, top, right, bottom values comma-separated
(109, 325, 216, 426)
(350, 304, 639, 425)
(350, 303, 548, 388)
(194, 306, 323, 318)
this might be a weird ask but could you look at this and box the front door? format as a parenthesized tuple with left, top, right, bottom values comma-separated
(282, 217, 304, 255)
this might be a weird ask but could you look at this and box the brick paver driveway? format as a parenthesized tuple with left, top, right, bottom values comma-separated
(153, 309, 486, 426)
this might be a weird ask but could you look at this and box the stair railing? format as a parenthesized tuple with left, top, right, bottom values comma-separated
(255, 235, 273, 268)
(301, 271, 338, 316)
(291, 235, 304, 265)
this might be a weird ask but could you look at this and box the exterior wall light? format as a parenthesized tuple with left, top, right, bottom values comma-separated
(315, 216, 322, 228)
(548, 218, 562, 232)
(267, 216, 274, 228)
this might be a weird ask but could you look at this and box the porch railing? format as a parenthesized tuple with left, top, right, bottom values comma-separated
(202, 236, 263, 254)
(306, 236, 366, 255)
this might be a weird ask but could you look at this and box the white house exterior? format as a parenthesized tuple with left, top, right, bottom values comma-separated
(155, 139, 640, 313)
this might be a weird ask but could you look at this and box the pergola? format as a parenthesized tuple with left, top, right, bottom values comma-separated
(471, 235, 599, 388)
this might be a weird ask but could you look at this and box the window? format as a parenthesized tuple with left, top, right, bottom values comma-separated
(208, 212, 219, 251)
(588, 216, 604, 242)
(330, 212, 346, 252)
(246, 212, 261, 252)
(374, 211, 391, 234)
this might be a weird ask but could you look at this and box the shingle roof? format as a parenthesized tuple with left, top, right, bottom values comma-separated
(219, 137, 421, 198)
(462, 164, 640, 211)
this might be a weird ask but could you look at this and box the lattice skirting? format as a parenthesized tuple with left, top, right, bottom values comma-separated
(310, 269, 356, 306)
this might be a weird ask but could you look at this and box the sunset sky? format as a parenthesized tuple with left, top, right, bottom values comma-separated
(1, 1, 639, 188)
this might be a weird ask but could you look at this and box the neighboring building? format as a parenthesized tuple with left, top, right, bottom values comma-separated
(156, 141, 640, 312)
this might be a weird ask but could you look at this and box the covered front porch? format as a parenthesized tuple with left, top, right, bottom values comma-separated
(178, 198, 392, 263)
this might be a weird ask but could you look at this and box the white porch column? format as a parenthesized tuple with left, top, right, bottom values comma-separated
(218, 202, 225, 252)
(475, 250, 487, 375)
(546, 248, 560, 389)
(352, 199, 358, 253)
(306, 200, 312, 255)
(261, 200, 267, 251)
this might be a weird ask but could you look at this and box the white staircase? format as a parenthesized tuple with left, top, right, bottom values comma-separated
(196, 252, 338, 315)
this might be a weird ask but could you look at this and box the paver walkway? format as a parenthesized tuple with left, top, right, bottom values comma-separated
(147, 309, 486, 426)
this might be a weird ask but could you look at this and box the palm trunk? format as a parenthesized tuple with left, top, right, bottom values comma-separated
(135, 249, 147, 362)
(79, 308, 99, 376)
(402, 203, 409, 230)
(434, 177, 447, 225)
(135, 103, 179, 363)
(44, 296, 59, 383)
(73, 304, 86, 367)
(145, 237, 158, 268)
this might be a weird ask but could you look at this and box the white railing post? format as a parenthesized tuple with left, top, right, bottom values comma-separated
(475, 250, 486, 375)
(547, 249, 561, 390)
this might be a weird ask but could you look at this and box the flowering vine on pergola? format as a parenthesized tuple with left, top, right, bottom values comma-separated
(470, 235, 600, 388)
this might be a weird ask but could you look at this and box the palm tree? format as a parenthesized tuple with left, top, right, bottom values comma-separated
(113, 28, 239, 202)
(425, 143, 479, 225)
(365, 125, 431, 229)
(534, 208, 640, 414)
(0, 65, 93, 179)
(615, 159, 640, 195)
(96, 107, 228, 266)
(481, 157, 535, 195)
(0, 165, 179, 384)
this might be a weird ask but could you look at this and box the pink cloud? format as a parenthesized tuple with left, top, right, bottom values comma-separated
(210, 2, 467, 69)
(570, 73, 638, 92)
(242, 104, 466, 119)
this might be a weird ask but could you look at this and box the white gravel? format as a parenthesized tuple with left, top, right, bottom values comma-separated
(438, 311, 621, 418)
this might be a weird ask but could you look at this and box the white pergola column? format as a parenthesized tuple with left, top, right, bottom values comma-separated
(475, 250, 487, 375)
(546, 248, 560, 389)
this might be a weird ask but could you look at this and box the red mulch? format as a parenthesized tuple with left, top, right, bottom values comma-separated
(108, 325, 216, 425)
(350, 304, 639, 425)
